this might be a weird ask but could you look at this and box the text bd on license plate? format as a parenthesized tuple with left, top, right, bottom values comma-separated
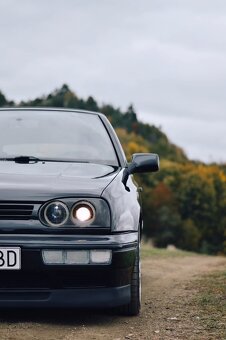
(0, 248, 21, 270)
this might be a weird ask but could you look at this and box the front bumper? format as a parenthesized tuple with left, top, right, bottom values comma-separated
(0, 286, 130, 308)
(0, 232, 138, 307)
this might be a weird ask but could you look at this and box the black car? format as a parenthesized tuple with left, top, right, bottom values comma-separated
(0, 108, 159, 315)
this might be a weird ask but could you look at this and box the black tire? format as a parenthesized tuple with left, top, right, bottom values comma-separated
(118, 244, 141, 316)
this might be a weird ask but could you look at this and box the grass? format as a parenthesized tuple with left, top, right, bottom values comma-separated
(195, 271, 226, 338)
(141, 243, 197, 259)
(141, 243, 226, 338)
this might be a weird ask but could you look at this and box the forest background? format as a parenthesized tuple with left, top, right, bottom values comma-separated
(0, 84, 225, 255)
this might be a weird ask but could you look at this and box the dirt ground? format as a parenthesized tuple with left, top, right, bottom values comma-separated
(0, 252, 225, 340)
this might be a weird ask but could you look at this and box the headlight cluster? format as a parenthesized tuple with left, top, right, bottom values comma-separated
(40, 200, 96, 227)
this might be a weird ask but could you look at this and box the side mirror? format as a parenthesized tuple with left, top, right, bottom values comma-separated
(122, 153, 160, 191)
(128, 153, 159, 174)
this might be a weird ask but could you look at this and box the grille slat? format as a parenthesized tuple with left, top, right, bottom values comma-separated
(0, 211, 32, 215)
(0, 203, 34, 220)
(0, 205, 33, 210)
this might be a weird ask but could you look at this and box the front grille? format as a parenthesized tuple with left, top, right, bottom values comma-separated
(0, 203, 34, 220)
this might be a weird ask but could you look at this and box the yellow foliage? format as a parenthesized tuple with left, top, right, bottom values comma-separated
(116, 128, 150, 160)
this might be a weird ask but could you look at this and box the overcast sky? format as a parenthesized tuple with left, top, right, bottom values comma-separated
(1, 0, 226, 163)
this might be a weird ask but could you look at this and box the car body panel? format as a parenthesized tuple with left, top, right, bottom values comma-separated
(102, 170, 140, 232)
(0, 162, 119, 200)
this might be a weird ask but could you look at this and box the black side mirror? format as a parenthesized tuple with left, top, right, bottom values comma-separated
(128, 153, 159, 174)
(122, 153, 160, 191)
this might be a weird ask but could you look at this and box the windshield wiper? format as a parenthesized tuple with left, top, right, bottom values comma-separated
(0, 156, 93, 164)
(0, 156, 41, 164)
(0, 156, 116, 165)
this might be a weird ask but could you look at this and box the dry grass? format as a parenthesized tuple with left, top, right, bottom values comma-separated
(141, 243, 197, 259)
(194, 271, 226, 338)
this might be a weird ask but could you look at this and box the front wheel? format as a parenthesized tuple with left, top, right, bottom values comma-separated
(118, 244, 141, 316)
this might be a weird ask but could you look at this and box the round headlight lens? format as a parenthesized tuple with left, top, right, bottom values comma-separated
(76, 207, 92, 222)
(43, 201, 69, 227)
(71, 202, 95, 226)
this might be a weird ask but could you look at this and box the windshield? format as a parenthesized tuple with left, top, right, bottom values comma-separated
(0, 110, 119, 166)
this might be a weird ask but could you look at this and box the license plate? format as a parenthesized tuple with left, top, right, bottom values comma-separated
(0, 247, 21, 270)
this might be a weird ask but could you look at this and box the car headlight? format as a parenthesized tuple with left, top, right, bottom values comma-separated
(43, 201, 69, 227)
(39, 198, 110, 229)
(71, 201, 95, 226)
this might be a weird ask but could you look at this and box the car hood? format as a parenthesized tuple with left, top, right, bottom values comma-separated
(0, 162, 120, 201)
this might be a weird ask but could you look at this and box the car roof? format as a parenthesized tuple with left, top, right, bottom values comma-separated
(0, 107, 105, 118)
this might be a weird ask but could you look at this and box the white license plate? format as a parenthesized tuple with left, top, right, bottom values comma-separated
(0, 247, 21, 270)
